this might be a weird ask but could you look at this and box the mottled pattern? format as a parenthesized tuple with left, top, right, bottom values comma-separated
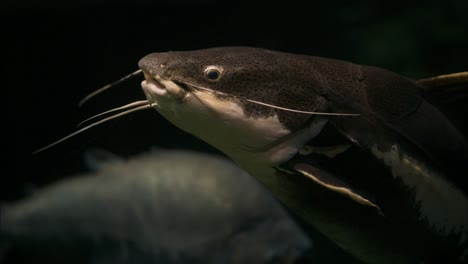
(137, 46, 468, 263)
(139, 46, 468, 179)
(362, 66, 422, 119)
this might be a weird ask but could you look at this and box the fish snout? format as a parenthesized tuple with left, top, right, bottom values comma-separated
(139, 53, 178, 100)
(138, 53, 170, 76)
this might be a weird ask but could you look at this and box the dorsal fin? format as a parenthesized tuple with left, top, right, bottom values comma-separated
(416, 71, 468, 137)
(417, 71, 468, 88)
(417, 71, 468, 104)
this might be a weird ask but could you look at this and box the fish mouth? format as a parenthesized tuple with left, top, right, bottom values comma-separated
(141, 71, 191, 103)
(142, 71, 168, 96)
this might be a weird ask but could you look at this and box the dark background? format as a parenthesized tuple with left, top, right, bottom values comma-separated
(4, 0, 468, 262)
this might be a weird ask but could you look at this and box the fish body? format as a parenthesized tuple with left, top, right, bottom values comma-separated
(1, 149, 311, 263)
(138, 47, 468, 263)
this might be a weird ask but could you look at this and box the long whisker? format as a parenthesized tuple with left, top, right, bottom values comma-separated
(241, 98, 359, 116)
(33, 104, 154, 155)
(79, 69, 143, 107)
(180, 81, 360, 116)
(77, 100, 150, 127)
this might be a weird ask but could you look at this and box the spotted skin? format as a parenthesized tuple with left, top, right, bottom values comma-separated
(138, 47, 468, 263)
(141, 47, 337, 130)
(139, 47, 467, 173)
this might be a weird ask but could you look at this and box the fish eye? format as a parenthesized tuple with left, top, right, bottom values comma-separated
(204, 66, 222, 81)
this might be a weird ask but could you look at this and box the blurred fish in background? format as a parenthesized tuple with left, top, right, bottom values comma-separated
(0, 149, 311, 264)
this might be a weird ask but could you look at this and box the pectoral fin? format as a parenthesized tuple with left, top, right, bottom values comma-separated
(293, 163, 383, 215)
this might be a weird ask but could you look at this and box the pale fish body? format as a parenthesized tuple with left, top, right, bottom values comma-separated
(1, 149, 311, 264)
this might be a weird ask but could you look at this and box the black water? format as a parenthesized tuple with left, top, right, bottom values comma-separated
(4, 1, 468, 263)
